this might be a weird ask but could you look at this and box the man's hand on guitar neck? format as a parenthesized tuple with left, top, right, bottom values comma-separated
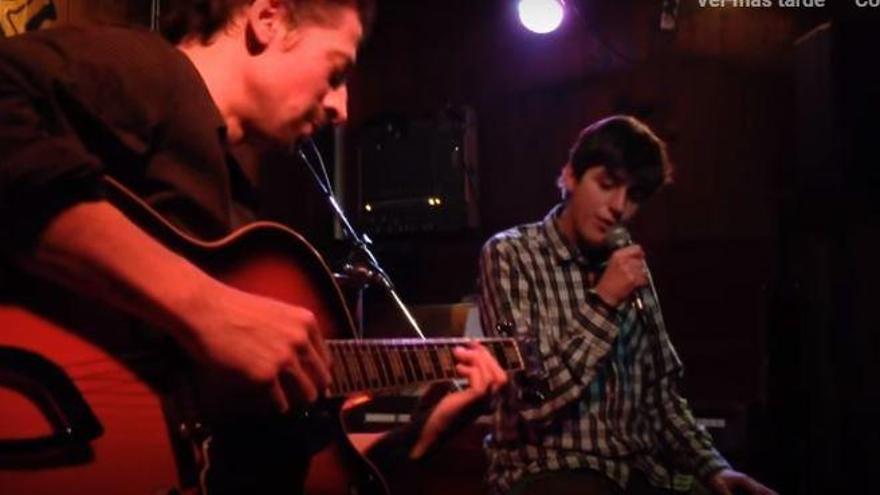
(25, 200, 332, 411)
(409, 341, 508, 459)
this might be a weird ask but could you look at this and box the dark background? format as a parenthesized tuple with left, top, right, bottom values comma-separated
(273, 2, 875, 494)
(264, 2, 879, 494)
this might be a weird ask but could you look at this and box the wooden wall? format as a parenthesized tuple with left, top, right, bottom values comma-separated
(339, 0, 827, 409)
(332, 5, 834, 490)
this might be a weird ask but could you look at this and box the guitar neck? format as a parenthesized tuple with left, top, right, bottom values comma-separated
(325, 337, 522, 397)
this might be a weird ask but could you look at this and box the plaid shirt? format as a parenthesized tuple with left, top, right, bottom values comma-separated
(478, 205, 730, 493)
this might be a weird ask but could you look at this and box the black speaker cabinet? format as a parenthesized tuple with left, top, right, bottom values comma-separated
(357, 107, 478, 236)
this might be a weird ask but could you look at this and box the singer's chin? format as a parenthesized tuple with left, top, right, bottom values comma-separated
(581, 228, 606, 250)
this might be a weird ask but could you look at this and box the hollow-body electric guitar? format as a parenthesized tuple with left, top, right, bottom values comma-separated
(0, 178, 523, 494)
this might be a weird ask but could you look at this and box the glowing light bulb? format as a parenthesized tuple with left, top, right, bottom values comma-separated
(518, 0, 564, 34)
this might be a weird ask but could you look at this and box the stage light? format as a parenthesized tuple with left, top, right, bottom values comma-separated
(517, 0, 565, 34)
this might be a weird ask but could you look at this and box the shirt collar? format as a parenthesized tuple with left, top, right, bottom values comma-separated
(543, 203, 579, 264)
(542, 203, 607, 270)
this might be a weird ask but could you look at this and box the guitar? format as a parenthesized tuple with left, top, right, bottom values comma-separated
(0, 178, 523, 494)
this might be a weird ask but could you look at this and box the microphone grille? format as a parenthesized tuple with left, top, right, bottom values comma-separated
(605, 224, 632, 249)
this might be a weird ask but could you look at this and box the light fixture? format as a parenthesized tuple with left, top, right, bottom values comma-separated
(517, 0, 565, 35)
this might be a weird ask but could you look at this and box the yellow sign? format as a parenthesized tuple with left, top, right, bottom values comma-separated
(0, 0, 57, 37)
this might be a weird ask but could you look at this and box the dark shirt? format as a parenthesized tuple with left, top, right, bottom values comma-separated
(0, 25, 256, 247)
(0, 25, 438, 493)
(0, 25, 267, 493)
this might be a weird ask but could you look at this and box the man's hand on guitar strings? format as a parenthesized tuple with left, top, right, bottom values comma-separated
(183, 283, 332, 410)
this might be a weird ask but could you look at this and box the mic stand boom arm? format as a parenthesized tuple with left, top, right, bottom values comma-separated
(296, 139, 427, 341)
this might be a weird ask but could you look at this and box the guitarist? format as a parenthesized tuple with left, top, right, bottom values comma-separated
(0, 0, 506, 492)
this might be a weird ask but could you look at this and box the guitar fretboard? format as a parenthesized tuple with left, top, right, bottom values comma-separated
(326, 338, 522, 397)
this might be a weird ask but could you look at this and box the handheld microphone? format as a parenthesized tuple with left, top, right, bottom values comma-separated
(604, 225, 660, 326)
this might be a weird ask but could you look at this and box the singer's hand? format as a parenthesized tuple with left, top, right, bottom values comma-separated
(707, 468, 778, 495)
(594, 244, 648, 308)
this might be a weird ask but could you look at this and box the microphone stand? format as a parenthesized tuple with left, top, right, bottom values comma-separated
(295, 139, 426, 341)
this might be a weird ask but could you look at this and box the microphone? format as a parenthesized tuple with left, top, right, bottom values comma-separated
(604, 225, 660, 325)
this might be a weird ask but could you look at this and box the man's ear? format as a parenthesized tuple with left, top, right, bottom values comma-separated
(560, 162, 577, 195)
(244, 0, 289, 50)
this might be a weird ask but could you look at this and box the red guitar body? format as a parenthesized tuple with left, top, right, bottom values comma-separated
(0, 180, 387, 494)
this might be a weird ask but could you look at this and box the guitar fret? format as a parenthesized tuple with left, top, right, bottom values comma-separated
(392, 346, 406, 383)
(370, 343, 387, 389)
(357, 344, 372, 389)
(410, 345, 425, 380)
(329, 345, 347, 394)
(338, 343, 357, 392)
(428, 344, 442, 379)
(324, 338, 523, 397)
(388, 347, 405, 385)
(361, 344, 380, 390)
(397, 345, 411, 382)
(449, 345, 460, 378)
(416, 345, 433, 380)
(330, 344, 342, 394)
(429, 345, 442, 379)
(341, 345, 355, 394)
(350, 343, 366, 390)
(438, 344, 455, 378)
(404, 345, 422, 382)
(373, 343, 391, 388)
(376, 345, 393, 388)
(362, 345, 378, 389)
(348, 343, 366, 391)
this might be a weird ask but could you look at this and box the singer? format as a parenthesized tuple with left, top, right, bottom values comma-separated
(478, 116, 774, 495)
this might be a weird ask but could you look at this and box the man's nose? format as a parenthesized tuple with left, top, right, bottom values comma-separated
(323, 85, 348, 125)
(609, 188, 627, 220)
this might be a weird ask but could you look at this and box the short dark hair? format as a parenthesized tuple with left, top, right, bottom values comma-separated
(567, 115, 673, 201)
(161, 0, 376, 44)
